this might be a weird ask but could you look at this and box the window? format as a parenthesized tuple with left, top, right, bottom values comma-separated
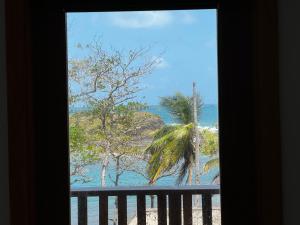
(5, 1, 282, 225)
(67, 9, 220, 225)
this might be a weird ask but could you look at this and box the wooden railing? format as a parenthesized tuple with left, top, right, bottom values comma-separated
(71, 185, 220, 225)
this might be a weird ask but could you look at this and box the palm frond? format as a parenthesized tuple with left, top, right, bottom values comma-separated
(212, 172, 220, 184)
(146, 123, 194, 183)
(160, 93, 194, 124)
(203, 158, 219, 173)
(177, 146, 195, 184)
(152, 125, 181, 140)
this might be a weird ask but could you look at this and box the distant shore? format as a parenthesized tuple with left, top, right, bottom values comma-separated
(69, 104, 219, 128)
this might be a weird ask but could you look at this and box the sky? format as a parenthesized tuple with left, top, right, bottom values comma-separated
(67, 10, 218, 105)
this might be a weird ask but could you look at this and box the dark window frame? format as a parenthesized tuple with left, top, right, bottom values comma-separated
(5, 1, 282, 225)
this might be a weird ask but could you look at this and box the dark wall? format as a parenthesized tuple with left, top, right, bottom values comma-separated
(278, 1, 300, 225)
(0, 0, 10, 224)
(0, 1, 299, 225)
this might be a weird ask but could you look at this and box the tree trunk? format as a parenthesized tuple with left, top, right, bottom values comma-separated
(101, 115, 106, 129)
(149, 182, 156, 208)
(100, 117, 108, 187)
(115, 156, 120, 186)
(187, 167, 193, 185)
(193, 82, 201, 184)
(193, 82, 201, 207)
(101, 154, 109, 187)
(150, 195, 155, 208)
(114, 156, 121, 224)
(114, 156, 121, 208)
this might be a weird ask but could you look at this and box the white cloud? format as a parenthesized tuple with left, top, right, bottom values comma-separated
(108, 11, 198, 29)
(110, 11, 172, 28)
(181, 13, 196, 24)
(152, 56, 169, 69)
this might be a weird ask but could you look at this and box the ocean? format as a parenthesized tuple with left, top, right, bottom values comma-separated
(145, 104, 218, 127)
(69, 104, 218, 127)
(70, 104, 220, 225)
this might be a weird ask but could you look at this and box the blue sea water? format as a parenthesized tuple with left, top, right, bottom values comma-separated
(69, 104, 218, 127)
(70, 104, 219, 225)
(145, 104, 218, 127)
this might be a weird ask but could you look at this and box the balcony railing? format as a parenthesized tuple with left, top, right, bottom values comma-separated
(71, 185, 220, 225)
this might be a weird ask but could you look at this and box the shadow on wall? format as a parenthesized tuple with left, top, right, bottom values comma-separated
(0, 0, 10, 224)
(278, 1, 300, 225)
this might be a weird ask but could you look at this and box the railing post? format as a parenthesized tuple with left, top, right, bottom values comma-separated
(202, 194, 212, 225)
(118, 195, 127, 225)
(157, 194, 167, 225)
(137, 195, 146, 225)
(183, 193, 193, 225)
(169, 192, 181, 225)
(99, 195, 108, 225)
(78, 195, 88, 225)
(71, 185, 220, 225)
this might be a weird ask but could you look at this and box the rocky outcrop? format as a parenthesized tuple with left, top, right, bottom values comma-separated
(133, 111, 164, 133)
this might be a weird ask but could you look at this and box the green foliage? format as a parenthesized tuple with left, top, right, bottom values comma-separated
(200, 129, 219, 183)
(203, 158, 219, 173)
(160, 92, 202, 124)
(69, 107, 163, 173)
(69, 124, 99, 161)
(146, 125, 220, 184)
(200, 129, 219, 156)
(146, 92, 204, 184)
(69, 123, 100, 183)
(146, 123, 195, 184)
(68, 42, 162, 186)
(69, 124, 86, 151)
(151, 125, 180, 141)
(203, 157, 220, 184)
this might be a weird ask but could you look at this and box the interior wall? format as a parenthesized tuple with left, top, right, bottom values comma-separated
(0, 1, 298, 225)
(278, 1, 300, 225)
(0, 0, 10, 224)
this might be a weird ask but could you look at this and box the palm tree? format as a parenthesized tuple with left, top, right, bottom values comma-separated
(202, 128, 220, 184)
(203, 158, 220, 184)
(146, 87, 203, 185)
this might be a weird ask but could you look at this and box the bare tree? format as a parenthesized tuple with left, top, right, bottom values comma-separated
(69, 41, 161, 187)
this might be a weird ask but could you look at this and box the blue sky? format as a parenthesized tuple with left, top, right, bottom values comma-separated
(67, 10, 218, 105)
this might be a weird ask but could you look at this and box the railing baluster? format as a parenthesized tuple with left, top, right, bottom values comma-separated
(183, 193, 193, 225)
(157, 194, 167, 225)
(169, 193, 181, 225)
(78, 195, 88, 225)
(202, 194, 212, 225)
(118, 195, 127, 225)
(71, 185, 220, 225)
(137, 195, 146, 225)
(99, 195, 108, 225)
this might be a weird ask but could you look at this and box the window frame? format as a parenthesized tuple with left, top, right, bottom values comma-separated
(5, 1, 282, 225)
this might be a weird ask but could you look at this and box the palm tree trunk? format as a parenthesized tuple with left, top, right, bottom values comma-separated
(150, 195, 155, 208)
(193, 82, 201, 185)
(193, 82, 201, 207)
(187, 167, 193, 185)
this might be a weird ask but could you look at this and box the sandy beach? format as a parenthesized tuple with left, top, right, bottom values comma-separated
(128, 207, 221, 225)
